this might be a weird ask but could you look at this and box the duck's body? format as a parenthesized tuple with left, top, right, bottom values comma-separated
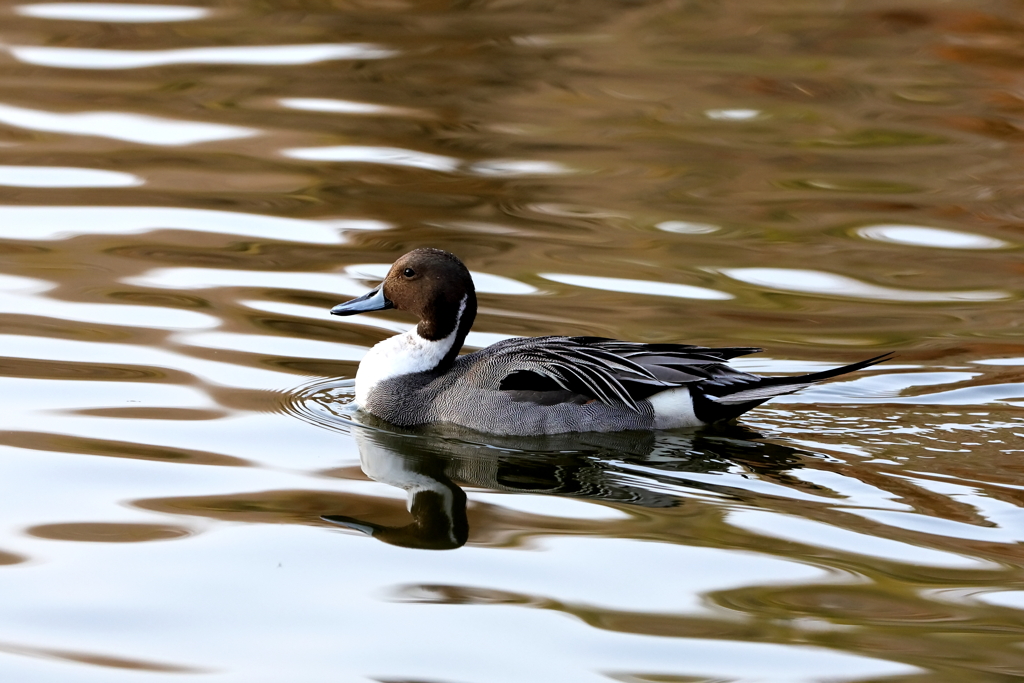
(332, 248, 888, 436)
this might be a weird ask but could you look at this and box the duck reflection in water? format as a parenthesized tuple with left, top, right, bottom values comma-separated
(323, 414, 807, 550)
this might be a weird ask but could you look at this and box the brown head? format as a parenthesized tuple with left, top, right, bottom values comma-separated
(331, 248, 478, 363)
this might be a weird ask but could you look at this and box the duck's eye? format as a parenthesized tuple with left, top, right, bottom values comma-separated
(403, 268, 416, 278)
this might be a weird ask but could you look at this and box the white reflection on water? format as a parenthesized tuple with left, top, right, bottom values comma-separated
(0, 165, 141, 188)
(849, 507, 1024, 544)
(8, 43, 397, 69)
(284, 145, 567, 177)
(774, 370, 1024, 407)
(0, 519, 921, 683)
(768, 371, 978, 405)
(619, 461, 850, 505)
(284, 145, 460, 172)
(0, 273, 49, 292)
(856, 224, 1011, 249)
(347, 264, 538, 295)
(125, 268, 363, 293)
(468, 159, 572, 176)
(0, 103, 254, 145)
(540, 272, 733, 300)
(0, 335, 295, 390)
(0, 343, 215, 405)
(14, 3, 209, 22)
(728, 509, 992, 569)
(447, 536, 830, 615)
(180, 332, 366, 362)
(705, 108, 762, 120)
(279, 97, 422, 117)
(977, 591, 1024, 609)
(786, 468, 914, 510)
(0, 207, 387, 244)
(656, 220, 719, 234)
(720, 267, 1009, 302)
(0, 283, 217, 330)
(467, 493, 629, 520)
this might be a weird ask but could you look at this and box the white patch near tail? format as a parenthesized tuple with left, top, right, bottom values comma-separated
(649, 386, 704, 429)
(355, 296, 466, 406)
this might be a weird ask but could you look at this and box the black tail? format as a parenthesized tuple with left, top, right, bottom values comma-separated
(692, 352, 893, 423)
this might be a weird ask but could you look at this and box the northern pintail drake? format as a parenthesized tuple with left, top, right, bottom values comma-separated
(330, 248, 889, 436)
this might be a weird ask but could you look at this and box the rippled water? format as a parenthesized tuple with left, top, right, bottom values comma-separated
(2, 1, 1024, 681)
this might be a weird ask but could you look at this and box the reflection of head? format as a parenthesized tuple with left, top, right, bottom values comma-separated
(323, 426, 469, 550)
(323, 487, 468, 550)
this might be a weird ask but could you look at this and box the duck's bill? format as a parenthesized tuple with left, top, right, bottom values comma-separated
(330, 287, 393, 316)
(322, 515, 378, 537)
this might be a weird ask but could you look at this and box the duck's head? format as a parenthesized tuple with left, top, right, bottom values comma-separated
(331, 248, 477, 344)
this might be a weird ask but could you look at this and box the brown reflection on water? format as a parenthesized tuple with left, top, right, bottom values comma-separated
(69, 407, 226, 420)
(26, 522, 192, 544)
(0, 641, 208, 674)
(0, 549, 28, 566)
(135, 487, 632, 551)
(0, 431, 251, 467)
(391, 573, 1024, 679)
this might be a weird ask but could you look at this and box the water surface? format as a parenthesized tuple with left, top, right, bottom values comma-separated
(1, 1, 1023, 682)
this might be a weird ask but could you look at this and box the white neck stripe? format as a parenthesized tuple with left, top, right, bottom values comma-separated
(355, 295, 466, 406)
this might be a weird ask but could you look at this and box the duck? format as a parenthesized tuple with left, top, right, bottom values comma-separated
(330, 248, 889, 436)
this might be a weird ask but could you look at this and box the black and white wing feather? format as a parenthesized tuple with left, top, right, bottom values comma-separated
(479, 336, 764, 412)
(469, 336, 890, 421)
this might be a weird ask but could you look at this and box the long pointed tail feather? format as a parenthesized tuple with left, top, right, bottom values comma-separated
(713, 352, 893, 405)
(690, 352, 893, 423)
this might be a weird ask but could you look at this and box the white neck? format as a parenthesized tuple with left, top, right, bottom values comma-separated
(354, 296, 466, 406)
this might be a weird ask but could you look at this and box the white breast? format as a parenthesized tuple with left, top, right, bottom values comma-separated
(354, 296, 466, 406)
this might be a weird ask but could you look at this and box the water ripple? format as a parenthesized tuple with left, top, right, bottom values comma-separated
(283, 145, 460, 172)
(0, 103, 254, 145)
(26, 522, 192, 543)
(0, 283, 218, 330)
(706, 108, 762, 120)
(279, 98, 423, 118)
(855, 224, 1012, 250)
(541, 273, 732, 301)
(0, 640, 207, 674)
(0, 206, 387, 244)
(719, 268, 1011, 302)
(0, 166, 142, 188)
(180, 331, 365, 362)
(728, 510, 993, 569)
(0, 335, 290, 390)
(9, 43, 397, 69)
(656, 220, 720, 234)
(468, 160, 573, 177)
(123, 268, 367, 295)
(14, 3, 210, 23)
